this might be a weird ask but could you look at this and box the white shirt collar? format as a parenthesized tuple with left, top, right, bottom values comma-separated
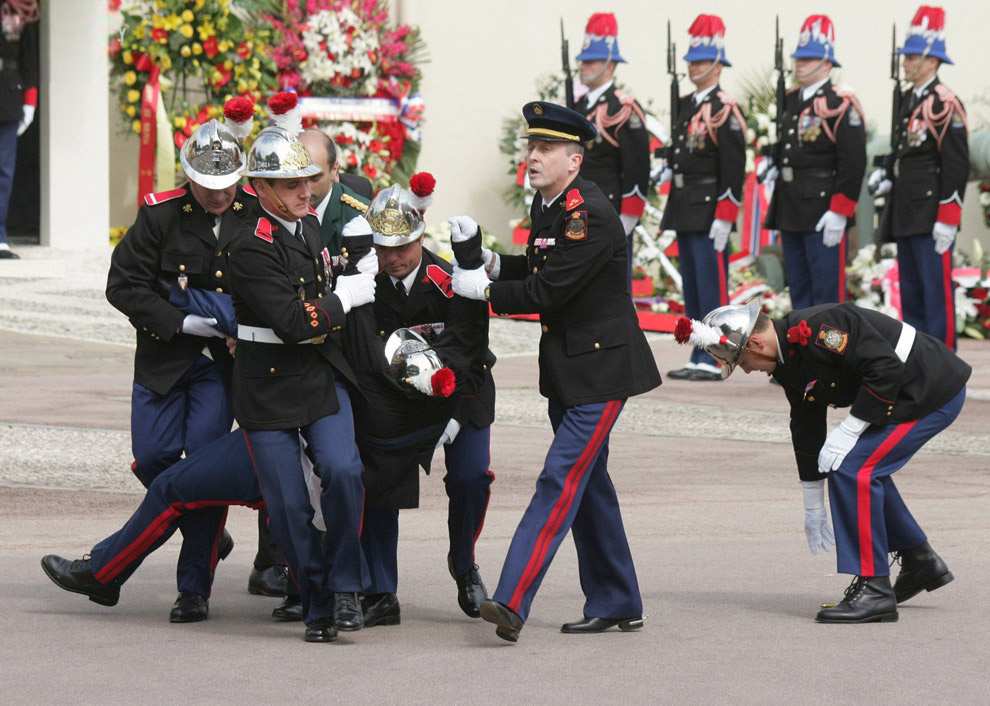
(913, 76, 936, 98)
(313, 187, 333, 225)
(693, 85, 717, 105)
(801, 77, 829, 102)
(584, 80, 613, 107)
(388, 257, 423, 294)
(541, 189, 565, 211)
(261, 206, 300, 238)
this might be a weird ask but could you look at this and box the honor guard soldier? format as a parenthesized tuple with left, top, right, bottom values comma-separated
(870, 6, 968, 350)
(103, 119, 255, 623)
(356, 180, 495, 627)
(229, 126, 378, 642)
(661, 15, 747, 382)
(676, 300, 967, 623)
(763, 15, 866, 310)
(452, 102, 661, 642)
(572, 13, 650, 277)
(0, 1, 37, 259)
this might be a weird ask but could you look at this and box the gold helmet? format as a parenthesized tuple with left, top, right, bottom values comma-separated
(242, 126, 321, 179)
(179, 119, 245, 189)
(366, 184, 426, 247)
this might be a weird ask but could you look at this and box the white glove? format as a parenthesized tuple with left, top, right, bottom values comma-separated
(756, 158, 777, 184)
(435, 418, 462, 448)
(334, 272, 376, 314)
(619, 214, 639, 237)
(708, 218, 732, 252)
(17, 105, 35, 137)
(354, 250, 378, 275)
(932, 221, 957, 255)
(801, 480, 835, 555)
(448, 215, 480, 242)
(481, 246, 501, 280)
(818, 414, 868, 474)
(180, 314, 224, 338)
(341, 215, 371, 238)
(867, 168, 892, 197)
(815, 210, 847, 248)
(656, 167, 673, 186)
(451, 265, 490, 301)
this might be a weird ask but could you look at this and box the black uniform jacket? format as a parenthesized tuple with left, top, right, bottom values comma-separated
(661, 87, 747, 233)
(228, 208, 360, 431)
(770, 303, 970, 482)
(0, 16, 37, 123)
(106, 185, 256, 395)
(491, 176, 661, 406)
(878, 77, 969, 240)
(764, 80, 866, 233)
(573, 83, 651, 215)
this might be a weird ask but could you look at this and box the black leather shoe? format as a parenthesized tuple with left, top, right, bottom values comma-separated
(480, 600, 523, 643)
(41, 555, 120, 606)
(0, 248, 19, 259)
(248, 565, 288, 597)
(689, 369, 723, 382)
(666, 367, 694, 380)
(362, 593, 401, 627)
(272, 595, 303, 622)
(448, 554, 487, 618)
(169, 591, 208, 623)
(892, 541, 954, 603)
(304, 617, 338, 643)
(218, 529, 234, 561)
(560, 615, 645, 633)
(333, 592, 364, 631)
(816, 576, 898, 623)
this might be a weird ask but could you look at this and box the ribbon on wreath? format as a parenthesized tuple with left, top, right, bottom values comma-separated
(137, 60, 161, 208)
(394, 80, 424, 141)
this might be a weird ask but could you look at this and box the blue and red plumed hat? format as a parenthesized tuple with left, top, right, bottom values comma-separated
(790, 15, 841, 68)
(683, 14, 731, 66)
(897, 6, 952, 64)
(575, 13, 626, 64)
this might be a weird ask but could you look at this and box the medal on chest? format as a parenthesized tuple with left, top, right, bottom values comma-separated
(907, 117, 928, 148)
(686, 115, 707, 152)
(798, 112, 822, 143)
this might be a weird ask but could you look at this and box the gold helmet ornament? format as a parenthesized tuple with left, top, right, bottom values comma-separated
(366, 183, 426, 247)
(179, 119, 245, 190)
(242, 126, 321, 180)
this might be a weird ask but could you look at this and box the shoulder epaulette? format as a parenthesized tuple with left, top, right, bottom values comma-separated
(341, 193, 369, 213)
(614, 88, 637, 106)
(143, 188, 187, 206)
(426, 264, 454, 298)
(242, 184, 258, 197)
(254, 217, 274, 243)
(565, 188, 584, 211)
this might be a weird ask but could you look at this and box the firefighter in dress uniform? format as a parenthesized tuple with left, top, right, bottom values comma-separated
(662, 15, 747, 382)
(452, 102, 661, 642)
(571, 12, 650, 279)
(762, 15, 866, 310)
(676, 300, 966, 623)
(870, 6, 968, 351)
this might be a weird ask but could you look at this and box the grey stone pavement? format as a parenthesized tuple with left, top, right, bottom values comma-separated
(1, 248, 989, 704)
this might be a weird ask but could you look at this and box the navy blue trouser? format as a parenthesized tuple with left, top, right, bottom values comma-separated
(677, 231, 730, 368)
(492, 399, 641, 622)
(895, 234, 956, 351)
(243, 374, 370, 625)
(828, 388, 965, 577)
(361, 421, 494, 595)
(89, 430, 261, 595)
(95, 354, 232, 597)
(0, 120, 16, 245)
(781, 230, 847, 310)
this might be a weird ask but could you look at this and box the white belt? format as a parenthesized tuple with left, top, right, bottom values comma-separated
(237, 325, 324, 345)
(894, 323, 916, 363)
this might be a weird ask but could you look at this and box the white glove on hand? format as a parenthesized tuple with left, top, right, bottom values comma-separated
(481, 246, 501, 280)
(656, 167, 673, 186)
(341, 215, 372, 238)
(17, 105, 35, 137)
(815, 210, 847, 248)
(354, 250, 378, 275)
(801, 480, 835, 555)
(334, 272, 376, 313)
(756, 158, 777, 184)
(867, 168, 892, 197)
(619, 214, 639, 237)
(181, 314, 224, 338)
(448, 215, 480, 242)
(435, 418, 462, 448)
(818, 414, 868, 474)
(709, 219, 732, 252)
(451, 265, 490, 301)
(932, 221, 957, 255)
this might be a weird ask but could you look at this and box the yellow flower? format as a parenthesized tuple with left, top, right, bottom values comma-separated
(218, 40, 230, 53)
(133, 25, 146, 40)
(192, 42, 202, 55)
(162, 14, 181, 31)
(159, 54, 172, 70)
(181, 9, 194, 22)
(236, 79, 247, 93)
(132, 119, 142, 133)
(124, 71, 137, 86)
(179, 24, 194, 39)
(194, 0, 206, 10)
(180, 45, 191, 57)
(222, 59, 232, 71)
(127, 89, 141, 103)
(248, 79, 258, 91)
(192, 59, 200, 68)
(126, 105, 137, 117)
(122, 50, 133, 64)
(198, 20, 215, 40)
(174, 116, 186, 129)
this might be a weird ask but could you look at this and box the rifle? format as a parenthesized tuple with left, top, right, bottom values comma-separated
(874, 24, 900, 167)
(560, 19, 574, 110)
(770, 16, 787, 164)
(666, 20, 679, 155)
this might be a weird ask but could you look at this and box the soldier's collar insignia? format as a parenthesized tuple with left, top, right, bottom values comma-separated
(565, 188, 584, 211)
(254, 216, 274, 243)
(815, 324, 849, 354)
(182, 203, 193, 213)
(233, 201, 242, 211)
(426, 264, 454, 298)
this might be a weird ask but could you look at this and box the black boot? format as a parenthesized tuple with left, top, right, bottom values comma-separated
(41, 555, 120, 606)
(892, 541, 954, 603)
(815, 576, 898, 623)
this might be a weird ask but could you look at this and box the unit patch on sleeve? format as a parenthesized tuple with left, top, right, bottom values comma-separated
(565, 211, 588, 241)
(815, 324, 850, 354)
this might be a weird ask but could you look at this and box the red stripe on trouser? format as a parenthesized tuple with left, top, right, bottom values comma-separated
(855, 421, 917, 576)
(942, 251, 954, 349)
(508, 401, 622, 612)
(716, 250, 728, 305)
(209, 508, 228, 574)
(838, 235, 847, 302)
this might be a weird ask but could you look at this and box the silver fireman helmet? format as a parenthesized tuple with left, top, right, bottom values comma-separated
(180, 119, 245, 190)
(366, 184, 425, 247)
(700, 298, 762, 379)
(383, 328, 455, 397)
(242, 126, 321, 179)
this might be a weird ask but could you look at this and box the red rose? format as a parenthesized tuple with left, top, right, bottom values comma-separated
(409, 172, 436, 197)
(668, 301, 685, 314)
(350, 68, 362, 79)
(973, 287, 988, 301)
(223, 96, 254, 123)
(151, 28, 168, 44)
(363, 164, 377, 180)
(347, 154, 358, 168)
(368, 140, 384, 152)
(133, 52, 153, 72)
(108, 38, 121, 57)
(267, 91, 298, 115)
(211, 65, 232, 89)
(174, 131, 187, 149)
(203, 37, 220, 59)
(236, 43, 250, 59)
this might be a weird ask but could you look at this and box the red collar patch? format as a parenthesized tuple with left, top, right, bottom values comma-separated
(426, 264, 454, 298)
(308, 205, 319, 217)
(565, 188, 584, 211)
(143, 188, 187, 206)
(242, 184, 257, 197)
(254, 217, 274, 243)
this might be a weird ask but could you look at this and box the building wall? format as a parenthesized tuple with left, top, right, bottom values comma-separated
(109, 0, 990, 251)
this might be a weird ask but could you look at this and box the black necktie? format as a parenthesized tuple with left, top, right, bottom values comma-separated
(396, 280, 407, 301)
(294, 222, 302, 239)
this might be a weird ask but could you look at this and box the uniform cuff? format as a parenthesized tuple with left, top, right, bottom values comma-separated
(23, 87, 37, 107)
(937, 203, 962, 227)
(851, 386, 895, 426)
(829, 193, 857, 218)
(714, 199, 739, 223)
(620, 195, 645, 218)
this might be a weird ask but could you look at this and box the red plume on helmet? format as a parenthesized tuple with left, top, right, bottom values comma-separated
(267, 91, 302, 135)
(223, 96, 254, 143)
(674, 316, 728, 348)
(430, 367, 456, 397)
(408, 172, 436, 213)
